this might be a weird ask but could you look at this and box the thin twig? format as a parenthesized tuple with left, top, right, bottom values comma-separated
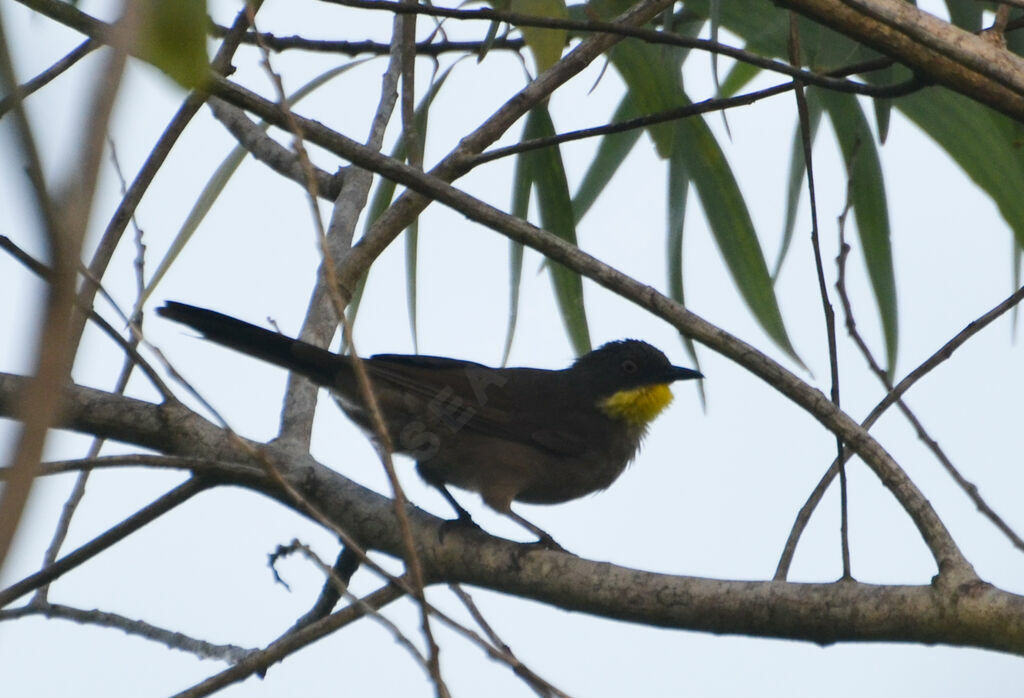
(172, 582, 407, 698)
(35, 137, 154, 602)
(289, 546, 362, 629)
(775, 284, 1024, 578)
(450, 584, 571, 698)
(0, 38, 99, 116)
(790, 13, 850, 579)
(328, 0, 919, 97)
(0, 601, 252, 662)
(0, 479, 209, 609)
(206, 25, 525, 55)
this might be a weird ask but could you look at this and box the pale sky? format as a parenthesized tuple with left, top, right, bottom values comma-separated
(1, 1, 1022, 695)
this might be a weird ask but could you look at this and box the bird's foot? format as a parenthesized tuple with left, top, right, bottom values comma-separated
(437, 513, 481, 543)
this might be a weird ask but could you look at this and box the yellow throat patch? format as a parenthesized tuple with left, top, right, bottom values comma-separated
(599, 383, 674, 425)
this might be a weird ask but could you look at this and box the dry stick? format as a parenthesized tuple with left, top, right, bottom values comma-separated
(0, 236, 173, 398)
(0, 478, 209, 608)
(4, 8, 258, 582)
(35, 137, 154, 603)
(272, 541, 431, 671)
(0, 6, 129, 579)
(333, 0, 676, 304)
(775, 283, 1024, 578)
(244, 10, 446, 694)
(205, 77, 970, 577)
(289, 546, 362, 629)
(172, 582, 407, 698)
(449, 585, 571, 698)
(789, 14, 851, 579)
(329, 0, 918, 97)
(835, 247, 1024, 553)
(207, 27, 526, 56)
(70, 1, 259, 364)
(0, 601, 253, 662)
(207, 99, 345, 199)
(473, 44, 923, 166)
(472, 74, 920, 166)
(0, 37, 98, 116)
(2, 455, 251, 478)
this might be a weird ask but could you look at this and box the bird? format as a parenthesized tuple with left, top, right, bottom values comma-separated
(157, 301, 702, 548)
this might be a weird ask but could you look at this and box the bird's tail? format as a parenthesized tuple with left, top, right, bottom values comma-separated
(157, 301, 345, 387)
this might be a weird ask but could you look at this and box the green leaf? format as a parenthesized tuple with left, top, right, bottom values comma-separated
(717, 61, 762, 99)
(606, 39, 688, 158)
(674, 99, 800, 362)
(354, 65, 457, 339)
(815, 88, 898, 376)
(520, 106, 591, 355)
(509, 0, 568, 73)
(571, 96, 643, 224)
(503, 130, 534, 366)
(666, 124, 705, 405)
(943, 0, 983, 31)
(137, 0, 209, 89)
(896, 88, 1024, 252)
(141, 60, 370, 309)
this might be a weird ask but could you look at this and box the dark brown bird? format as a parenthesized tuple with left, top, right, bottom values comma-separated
(158, 302, 702, 547)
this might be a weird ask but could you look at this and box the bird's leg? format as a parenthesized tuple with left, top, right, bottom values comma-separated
(428, 482, 482, 542)
(434, 482, 474, 522)
(505, 508, 566, 552)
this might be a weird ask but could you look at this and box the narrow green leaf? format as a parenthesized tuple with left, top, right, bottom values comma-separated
(503, 129, 534, 366)
(815, 88, 898, 376)
(606, 39, 683, 158)
(509, 0, 568, 73)
(717, 61, 761, 99)
(667, 124, 705, 405)
(943, 0, 983, 31)
(675, 99, 800, 362)
(571, 96, 642, 224)
(896, 88, 1024, 252)
(141, 60, 370, 309)
(522, 106, 591, 355)
(873, 98, 892, 145)
(137, 0, 208, 89)
(353, 66, 457, 337)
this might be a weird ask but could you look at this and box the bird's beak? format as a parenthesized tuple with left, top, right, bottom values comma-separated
(669, 366, 703, 382)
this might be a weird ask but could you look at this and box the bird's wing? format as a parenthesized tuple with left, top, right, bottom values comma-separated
(361, 357, 591, 457)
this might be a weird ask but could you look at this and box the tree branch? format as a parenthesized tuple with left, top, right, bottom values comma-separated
(0, 374, 1020, 654)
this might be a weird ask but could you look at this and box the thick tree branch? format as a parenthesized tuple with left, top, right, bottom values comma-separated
(778, 0, 1024, 120)
(0, 375, 1020, 655)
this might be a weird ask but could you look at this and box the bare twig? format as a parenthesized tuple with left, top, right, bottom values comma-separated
(0, 38, 98, 116)
(789, 14, 851, 578)
(450, 584, 571, 698)
(0, 478, 209, 609)
(0, 601, 252, 662)
(207, 25, 526, 55)
(172, 582, 407, 698)
(289, 546, 362, 629)
(775, 284, 1024, 578)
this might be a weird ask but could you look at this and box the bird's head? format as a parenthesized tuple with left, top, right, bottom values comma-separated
(571, 339, 702, 426)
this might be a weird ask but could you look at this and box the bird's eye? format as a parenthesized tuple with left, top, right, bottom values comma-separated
(621, 359, 638, 374)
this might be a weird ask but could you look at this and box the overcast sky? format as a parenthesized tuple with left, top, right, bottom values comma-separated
(1, 0, 1022, 695)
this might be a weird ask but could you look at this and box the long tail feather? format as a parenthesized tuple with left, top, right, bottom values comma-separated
(157, 302, 345, 387)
